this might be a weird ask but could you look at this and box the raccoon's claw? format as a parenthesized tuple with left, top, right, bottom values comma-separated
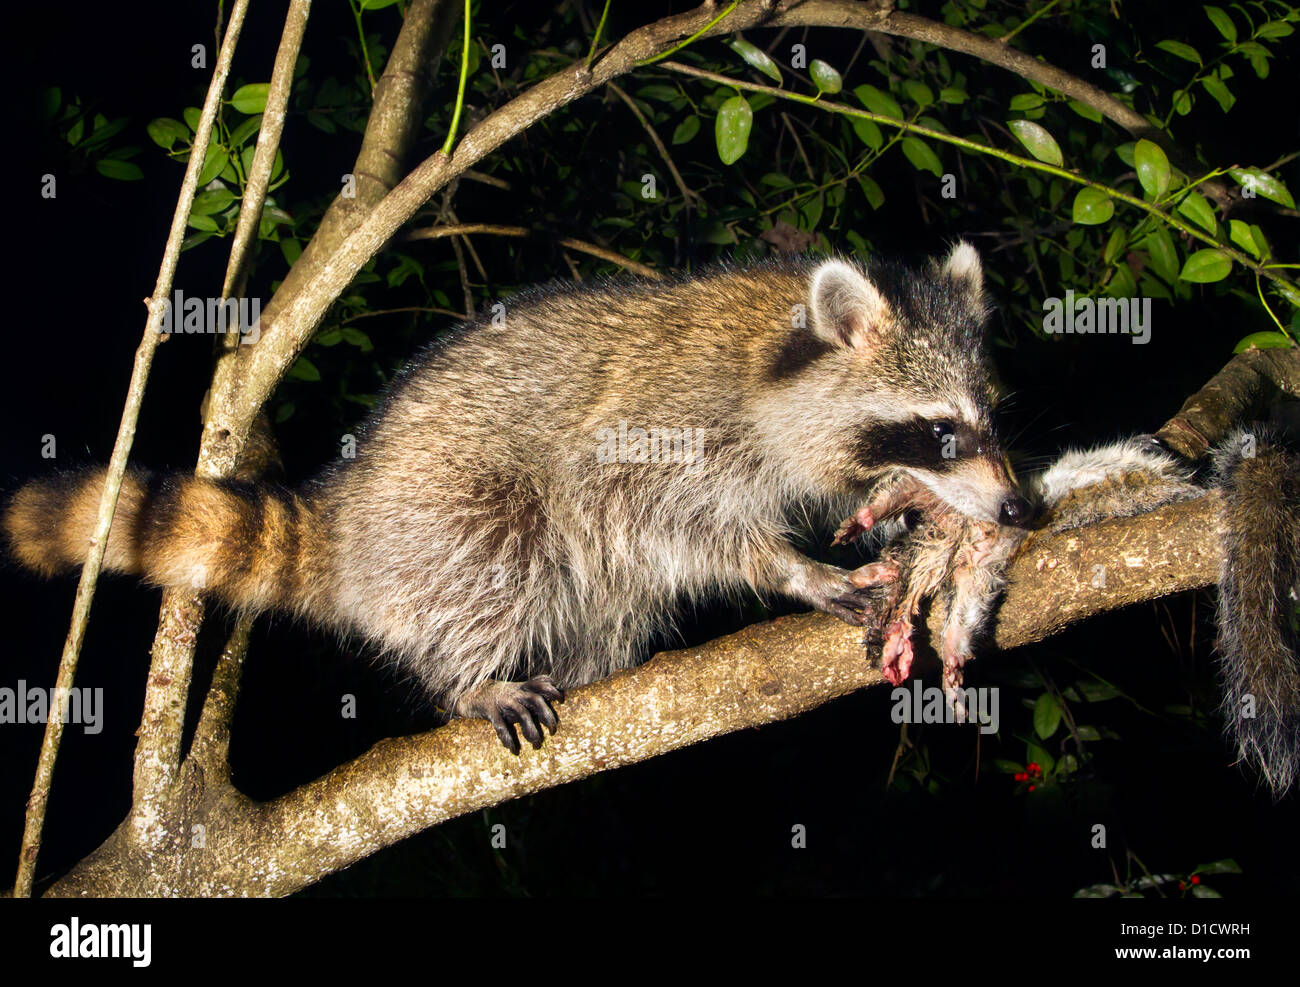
(817, 596, 876, 626)
(458, 676, 565, 754)
(806, 561, 900, 626)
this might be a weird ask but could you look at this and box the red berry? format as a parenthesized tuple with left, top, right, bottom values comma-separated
(1191, 875, 1201, 885)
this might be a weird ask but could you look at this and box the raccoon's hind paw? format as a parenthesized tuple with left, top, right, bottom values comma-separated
(457, 676, 565, 754)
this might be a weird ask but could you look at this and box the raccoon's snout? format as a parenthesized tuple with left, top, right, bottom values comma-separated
(998, 493, 1032, 528)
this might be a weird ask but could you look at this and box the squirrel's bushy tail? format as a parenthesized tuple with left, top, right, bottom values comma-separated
(1213, 429, 1300, 796)
(3, 467, 327, 617)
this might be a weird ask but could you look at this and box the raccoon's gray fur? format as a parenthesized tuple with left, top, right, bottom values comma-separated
(854, 430, 1300, 795)
(6, 243, 1029, 752)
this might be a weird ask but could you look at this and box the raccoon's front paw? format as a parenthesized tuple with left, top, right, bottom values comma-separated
(457, 677, 565, 754)
(806, 561, 901, 626)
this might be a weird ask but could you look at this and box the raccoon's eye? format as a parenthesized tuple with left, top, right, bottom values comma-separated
(930, 420, 955, 441)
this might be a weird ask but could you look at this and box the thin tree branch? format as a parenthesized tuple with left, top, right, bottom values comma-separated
(407, 222, 661, 277)
(188, 0, 314, 779)
(607, 81, 699, 204)
(12, 0, 254, 898)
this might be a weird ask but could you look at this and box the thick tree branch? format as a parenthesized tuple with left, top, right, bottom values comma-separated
(44, 484, 1225, 897)
(1155, 347, 1300, 460)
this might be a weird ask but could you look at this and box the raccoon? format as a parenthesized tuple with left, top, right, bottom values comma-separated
(5, 243, 1029, 752)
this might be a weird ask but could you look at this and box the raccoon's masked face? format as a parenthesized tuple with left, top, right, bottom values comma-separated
(783, 243, 1030, 527)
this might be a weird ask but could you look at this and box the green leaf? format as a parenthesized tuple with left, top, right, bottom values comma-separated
(938, 87, 967, 104)
(191, 187, 237, 215)
(1156, 39, 1202, 64)
(1067, 99, 1103, 122)
(1008, 119, 1063, 166)
(147, 118, 190, 150)
(728, 39, 782, 84)
(902, 79, 933, 107)
(1237, 41, 1272, 78)
(671, 115, 700, 145)
(1105, 261, 1137, 299)
(1201, 74, 1235, 112)
(1103, 228, 1127, 265)
(1233, 332, 1295, 353)
(810, 59, 843, 95)
(856, 173, 885, 210)
(851, 116, 882, 150)
(1256, 20, 1295, 39)
(1071, 187, 1114, 224)
(1172, 89, 1194, 115)
(1142, 227, 1180, 282)
(230, 83, 270, 115)
(229, 115, 263, 148)
(714, 95, 753, 165)
(637, 85, 680, 103)
(197, 145, 229, 185)
(183, 107, 202, 131)
(360, 0, 402, 8)
(853, 84, 902, 120)
(341, 327, 374, 351)
(1228, 219, 1263, 259)
(1114, 142, 1136, 167)
(96, 160, 143, 181)
(280, 238, 302, 267)
(1176, 190, 1217, 233)
(287, 356, 322, 382)
(1133, 139, 1171, 198)
(1205, 6, 1237, 42)
(1179, 249, 1233, 283)
(900, 137, 942, 177)
(1228, 167, 1295, 208)
(186, 212, 219, 232)
(1009, 93, 1045, 111)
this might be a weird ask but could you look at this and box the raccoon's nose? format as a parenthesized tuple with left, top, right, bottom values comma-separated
(998, 494, 1032, 528)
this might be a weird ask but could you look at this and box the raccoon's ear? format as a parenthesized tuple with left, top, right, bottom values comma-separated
(808, 259, 891, 349)
(940, 240, 983, 302)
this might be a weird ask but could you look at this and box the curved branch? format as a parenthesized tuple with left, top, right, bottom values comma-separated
(406, 222, 662, 277)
